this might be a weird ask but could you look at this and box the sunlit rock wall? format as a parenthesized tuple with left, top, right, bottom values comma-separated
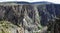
(0, 2, 60, 33)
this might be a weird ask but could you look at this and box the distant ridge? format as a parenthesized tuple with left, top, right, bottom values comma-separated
(16, 1, 30, 4)
(0, 1, 55, 4)
(30, 1, 54, 4)
(16, 1, 54, 4)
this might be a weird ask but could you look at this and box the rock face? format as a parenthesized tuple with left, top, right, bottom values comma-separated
(0, 2, 60, 33)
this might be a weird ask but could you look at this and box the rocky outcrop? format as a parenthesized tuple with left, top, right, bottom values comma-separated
(0, 2, 60, 33)
(0, 4, 46, 33)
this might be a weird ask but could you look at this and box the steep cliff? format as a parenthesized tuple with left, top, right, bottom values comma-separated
(0, 2, 60, 33)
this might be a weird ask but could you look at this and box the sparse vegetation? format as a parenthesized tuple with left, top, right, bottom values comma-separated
(0, 21, 18, 33)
